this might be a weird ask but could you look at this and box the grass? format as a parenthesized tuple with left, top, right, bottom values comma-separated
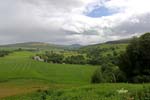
(2, 83, 150, 100)
(0, 51, 96, 84)
(0, 51, 149, 100)
(0, 51, 96, 98)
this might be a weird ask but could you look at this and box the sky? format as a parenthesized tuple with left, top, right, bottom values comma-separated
(0, 0, 150, 45)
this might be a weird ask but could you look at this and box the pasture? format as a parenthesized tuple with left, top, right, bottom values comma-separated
(0, 51, 96, 98)
(0, 51, 149, 100)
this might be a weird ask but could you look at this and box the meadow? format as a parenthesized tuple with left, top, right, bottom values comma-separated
(0, 51, 149, 100)
(0, 51, 96, 98)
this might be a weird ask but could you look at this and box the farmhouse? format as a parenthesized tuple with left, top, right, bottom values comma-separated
(33, 56, 44, 62)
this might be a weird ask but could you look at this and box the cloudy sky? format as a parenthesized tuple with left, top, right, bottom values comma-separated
(0, 0, 150, 45)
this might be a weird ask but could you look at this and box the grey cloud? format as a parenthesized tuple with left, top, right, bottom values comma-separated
(0, 0, 150, 45)
(112, 13, 150, 36)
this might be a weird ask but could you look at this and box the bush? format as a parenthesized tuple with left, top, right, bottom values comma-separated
(91, 63, 124, 83)
(0, 50, 10, 57)
(91, 67, 104, 83)
(132, 75, 150, 83)
(123, 86, 150, 100)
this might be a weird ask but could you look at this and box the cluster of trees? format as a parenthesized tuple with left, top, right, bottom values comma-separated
(91, 32, 150, 83)
(37, 49, 118, 65)
(45, 52, 64, 63)
(118, 33, 150, 83)
(37, 51, 86, 64)
(64, 55, 86, 64)
(0, 50, 11, 57)
(87, 48, 119, 65)
(91, 63, 126, 83)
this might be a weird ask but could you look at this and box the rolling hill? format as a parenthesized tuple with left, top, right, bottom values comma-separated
(78, 38, 130, 56)
(0, 42, 82, 51)
(0, 38, 130, 49)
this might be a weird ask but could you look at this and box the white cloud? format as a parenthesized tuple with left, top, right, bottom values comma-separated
(0, 0, 150, 45)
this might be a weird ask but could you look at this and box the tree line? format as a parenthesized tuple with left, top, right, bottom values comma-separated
(36, 51, 87, 65)
(0, 50, 11, 57)
(36, 49, 118, 65)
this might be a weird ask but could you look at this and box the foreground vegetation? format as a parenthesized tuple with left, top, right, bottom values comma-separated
(2, 84, 150, 100)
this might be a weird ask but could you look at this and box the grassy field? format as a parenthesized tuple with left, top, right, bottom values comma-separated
(0, 51, 96, 98)
(0, 51, 95, 84)
(0, 51, 149, 100)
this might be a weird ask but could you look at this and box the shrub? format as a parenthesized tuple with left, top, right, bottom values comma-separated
(123, 86, 150, 100)
(0, 50, 11, 57)
(91, 67, 104, 83)
(91, 63, 125, 83)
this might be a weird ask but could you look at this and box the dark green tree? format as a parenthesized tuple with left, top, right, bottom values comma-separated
(91, 63, 124, 83)
(118, 33, 150, 83)
(91, 67, 104, 83)
(64, 55, 86, 64)
(46, 52, 64, 63)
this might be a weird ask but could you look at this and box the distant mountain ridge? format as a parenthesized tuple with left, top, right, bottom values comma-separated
(0, 38, 130, 50)
(105, 38, 131, 44)
(0, 42, 82, 50)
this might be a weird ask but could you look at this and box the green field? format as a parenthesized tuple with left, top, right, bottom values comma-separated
(0, 51, 95, 84)
(0, 51, 96, 98)
(0, 51, 149, 100)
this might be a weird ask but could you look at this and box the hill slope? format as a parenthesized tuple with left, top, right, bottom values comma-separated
(0, 42, 82, 51)
(0, 38, 129, 51)
(0, 42, 65, 50)
(79, 40, 129, 56)
(0, 51, 96, 84)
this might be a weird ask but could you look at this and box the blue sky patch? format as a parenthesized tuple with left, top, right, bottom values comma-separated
(86, 6, 116, 18)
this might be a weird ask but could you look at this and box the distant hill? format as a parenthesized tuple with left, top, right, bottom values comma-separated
(0, 42, 82, 51)
(105, 38, 131, 44)
(78, 38, 130, 55)
(67, 44, 82, 50)
(0, 38, 130, 51)
(0, 42, 64, 50)
(81, 38, 130, 48)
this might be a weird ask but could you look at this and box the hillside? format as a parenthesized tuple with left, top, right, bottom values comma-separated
(0, 42, 81, 51)
(78, 39, 129, 56)
(0, 51, 95, 84)
(0, 38, 130, 51)
(105, 38, 131, 44)
(0, 51, 96, 98)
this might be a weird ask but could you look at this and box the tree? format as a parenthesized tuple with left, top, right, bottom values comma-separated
(0, 50, 10, 57)
(118, 33, 150, 83)
(64, 55, 86, 64)
(91, 67, 104, 83)
(46, 52, 64, 63)
(91, 63, 124, 83)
